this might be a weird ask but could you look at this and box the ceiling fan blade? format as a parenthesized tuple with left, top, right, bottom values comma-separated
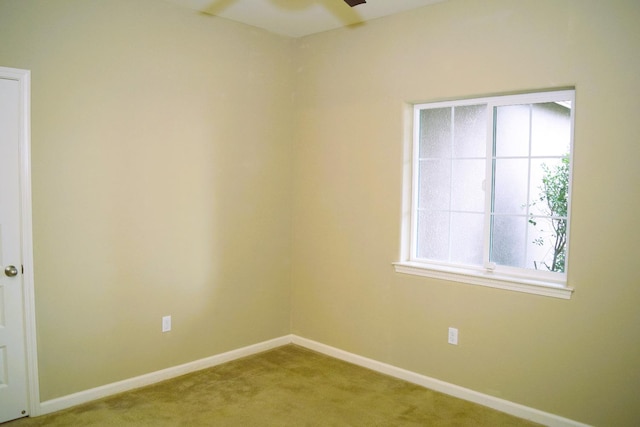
(344, 0, 366, 6)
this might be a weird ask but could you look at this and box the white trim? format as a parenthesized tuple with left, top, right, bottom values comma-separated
(393, 261, 574, 299)
(32, 334, 589, 426)
(37, 335, 293, 416)
(292, 336, 590, 427)
(0, 66, 39, 418)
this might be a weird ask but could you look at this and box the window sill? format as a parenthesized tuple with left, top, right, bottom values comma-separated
(392, 261, 574, 299)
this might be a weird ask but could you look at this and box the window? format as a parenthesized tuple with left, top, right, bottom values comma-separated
(395, 90, 575, 299)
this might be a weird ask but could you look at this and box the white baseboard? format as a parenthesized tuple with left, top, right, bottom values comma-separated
(36, 335, 293, 416)
(291, 336, 590, 427)
(35, 334, 589, 427)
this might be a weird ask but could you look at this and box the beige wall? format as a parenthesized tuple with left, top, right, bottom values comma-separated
(1, 0, 639, 425)
(0, 0, 294, 401)
(291, 1, 640, 426)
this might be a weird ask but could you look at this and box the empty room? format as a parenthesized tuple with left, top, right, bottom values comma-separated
(0, 0, 638, 426)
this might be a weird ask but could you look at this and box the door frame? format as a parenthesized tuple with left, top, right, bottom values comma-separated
(0, 66, 40, 417)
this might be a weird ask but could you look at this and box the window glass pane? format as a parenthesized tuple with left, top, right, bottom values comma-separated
(453, 105, 487, 158)
(527, 219, 567, 273)
(412, 90, 573, 281)
(450, 212, 484, 266)
(416, 210, 449, 261)
(418, 159, 450, 210)
(495, 105, 530, 157)
(420, 108, 451, 158)
(492, 159, 528, 214)
(491, 215, 526, 268)
(531, 102, 571, 157)
(451, 159, 485, 212)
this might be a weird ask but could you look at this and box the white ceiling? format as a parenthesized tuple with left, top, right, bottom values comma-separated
(165, 0, 447, 38)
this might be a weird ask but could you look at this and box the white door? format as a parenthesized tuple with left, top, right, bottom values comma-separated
(0, 69, 29, 422)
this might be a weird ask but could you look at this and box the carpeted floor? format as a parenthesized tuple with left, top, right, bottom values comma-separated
(5, 345, 541, 426)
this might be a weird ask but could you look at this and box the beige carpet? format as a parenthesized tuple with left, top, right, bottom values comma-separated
(6, 345, 541, 426)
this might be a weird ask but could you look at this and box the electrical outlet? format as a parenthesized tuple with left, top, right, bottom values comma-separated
(162, 315, 171, 332)
(448, 327, 458, 345)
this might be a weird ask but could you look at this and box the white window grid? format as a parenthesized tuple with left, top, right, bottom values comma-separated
(406, 90, 575, 288)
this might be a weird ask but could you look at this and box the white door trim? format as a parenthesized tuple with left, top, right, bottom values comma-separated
(0, 66, 40, 417)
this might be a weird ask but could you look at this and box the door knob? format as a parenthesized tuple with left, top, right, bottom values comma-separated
(4, 265, 18, 277)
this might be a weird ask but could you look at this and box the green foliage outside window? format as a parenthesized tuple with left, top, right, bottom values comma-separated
(529, 156, 569, 272)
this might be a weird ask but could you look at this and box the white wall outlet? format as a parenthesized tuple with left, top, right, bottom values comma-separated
(448, 327, 458, 345)
(162, 315, 171, 332)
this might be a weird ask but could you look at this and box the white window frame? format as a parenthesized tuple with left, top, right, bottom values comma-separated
(394, 90, 575, 299)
